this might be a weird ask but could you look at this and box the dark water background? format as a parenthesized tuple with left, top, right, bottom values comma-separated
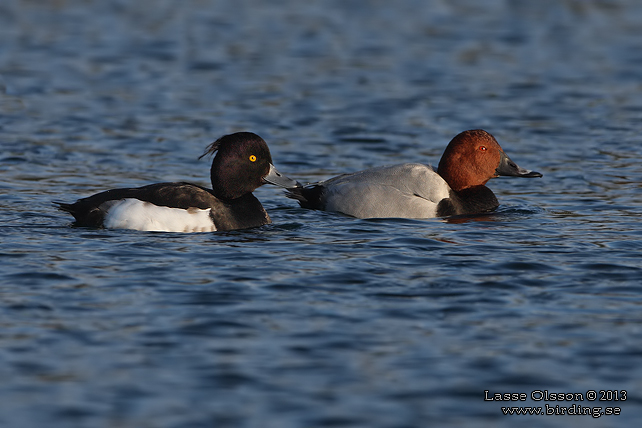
(2, 1, 642, 427)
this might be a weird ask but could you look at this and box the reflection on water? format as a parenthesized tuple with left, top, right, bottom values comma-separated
(2, 0, 642, 427)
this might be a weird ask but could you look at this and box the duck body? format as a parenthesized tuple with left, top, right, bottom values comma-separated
(56, 182, 268, 232)
(287, 130, 541, 219)
(56, 132, 300, 232)
(297, 163, 451, 218)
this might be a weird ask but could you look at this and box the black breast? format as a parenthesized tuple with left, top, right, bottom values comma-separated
(436, 185, 499, 217)
(208, 192, 271, 231)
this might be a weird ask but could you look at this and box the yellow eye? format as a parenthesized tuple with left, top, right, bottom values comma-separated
(249, 155, 257, 162)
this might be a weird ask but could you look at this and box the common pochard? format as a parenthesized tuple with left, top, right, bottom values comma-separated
(286, 129, 542, 218)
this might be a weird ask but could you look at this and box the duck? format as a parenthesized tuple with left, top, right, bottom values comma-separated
(286, 129, 542, 219)
(55, 132, 301, 232)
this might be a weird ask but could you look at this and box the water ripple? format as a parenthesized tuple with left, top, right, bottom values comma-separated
(2, 0, 642, 427)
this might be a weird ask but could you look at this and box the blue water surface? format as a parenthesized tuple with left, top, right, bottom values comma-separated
(2, 1, 642, 427)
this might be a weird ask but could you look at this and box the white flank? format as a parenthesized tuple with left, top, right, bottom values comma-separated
(103, 199, 216, 232)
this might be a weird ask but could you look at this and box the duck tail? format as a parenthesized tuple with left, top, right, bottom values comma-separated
(53, 200, 100, 226)
(284, 185, 324, 210)
(53, 201, 75, 214)
(284, 187, 307, 203)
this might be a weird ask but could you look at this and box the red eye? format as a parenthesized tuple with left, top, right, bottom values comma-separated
(478, 146, 487, 151)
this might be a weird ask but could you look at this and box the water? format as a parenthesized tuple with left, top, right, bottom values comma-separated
(2, 0, 642, 426)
